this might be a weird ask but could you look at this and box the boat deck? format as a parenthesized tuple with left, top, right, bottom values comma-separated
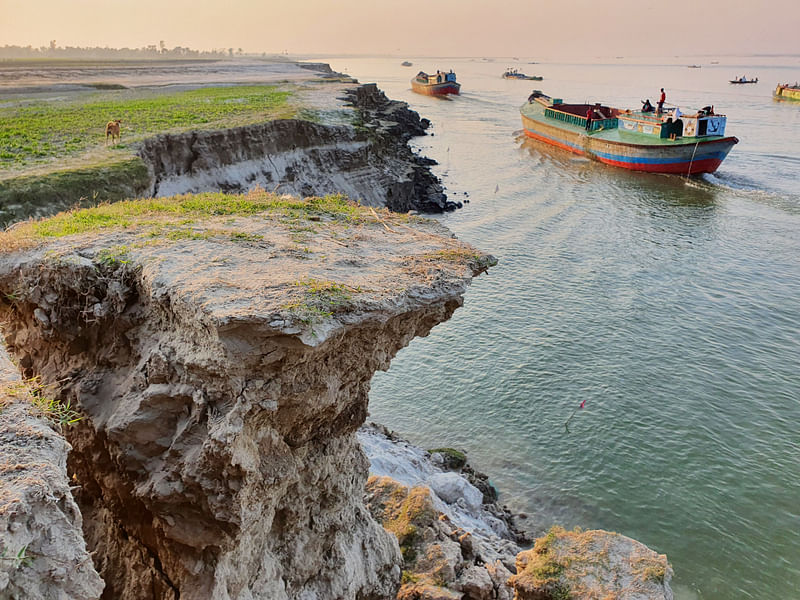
(521, 102, 720, 147)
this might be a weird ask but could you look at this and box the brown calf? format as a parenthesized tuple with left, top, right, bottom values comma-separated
(105, 120, 122, 145)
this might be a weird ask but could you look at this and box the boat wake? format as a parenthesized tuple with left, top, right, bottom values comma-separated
(702, 171, 767, 191)
(701, 172, 800, 214)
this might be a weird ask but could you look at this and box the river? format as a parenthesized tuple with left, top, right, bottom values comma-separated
(324, 55, 800, 599)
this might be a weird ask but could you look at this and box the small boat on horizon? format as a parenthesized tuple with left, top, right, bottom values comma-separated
(502, 68, 543, 81)
(519, 91, 738, 175)
(774, 82, 800, 101)
(411, 70, 460, 96)
(688, 65, 702, 69)
(401, 61, 413, 67)
(730, 77, 758, 84)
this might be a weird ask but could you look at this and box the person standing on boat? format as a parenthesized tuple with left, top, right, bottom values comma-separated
(585, 107, 593, 131)
(657, 88, 666, 114)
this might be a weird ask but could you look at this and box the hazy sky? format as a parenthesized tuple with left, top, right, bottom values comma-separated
(2, 0, 797, 58)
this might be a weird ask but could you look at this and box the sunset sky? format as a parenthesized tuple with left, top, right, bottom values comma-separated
(2, 0, 797, 59)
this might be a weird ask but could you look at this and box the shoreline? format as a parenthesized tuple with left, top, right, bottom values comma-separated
(0, 59, 674, 599)
(1, 61, 461, 224)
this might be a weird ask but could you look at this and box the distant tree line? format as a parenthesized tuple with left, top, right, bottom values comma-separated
(0, 41, 264, 60)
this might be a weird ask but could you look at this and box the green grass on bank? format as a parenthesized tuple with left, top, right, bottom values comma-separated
(0, 158, 151, 225)
(0, 189, 370, 251)
(0, 85, 296, 168)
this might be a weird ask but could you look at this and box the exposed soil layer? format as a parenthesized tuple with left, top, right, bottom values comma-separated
(0, 202, 492, 599)
(138, 83, 455, 213)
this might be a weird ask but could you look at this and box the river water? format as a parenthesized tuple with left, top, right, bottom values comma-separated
(324, 56, 800, 599)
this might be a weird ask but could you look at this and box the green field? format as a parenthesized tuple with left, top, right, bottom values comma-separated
(0, 85, 297, 169)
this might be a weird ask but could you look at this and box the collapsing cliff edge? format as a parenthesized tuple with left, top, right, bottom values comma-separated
(138, 84, 460, 214)
(0, 79, 674, 600)
(0, 82, 460, 225)
(0, 195, 497, 599)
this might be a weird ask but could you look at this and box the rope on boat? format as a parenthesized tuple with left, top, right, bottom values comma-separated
(686, 140, 700, 179)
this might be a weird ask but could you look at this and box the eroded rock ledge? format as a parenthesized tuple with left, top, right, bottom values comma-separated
(138, 83, 455, 213)
(0, 193, 493, 599)
(0, 346, 103, 599)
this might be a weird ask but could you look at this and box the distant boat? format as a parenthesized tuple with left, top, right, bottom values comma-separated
(401, 61, 413, 67)
(711, 61, 720, 64)
(520, 91, 738, 175)
(774, 83, 800, 101)
(688, 65, 702, 69)
(730, 77, 758, 84)
(411, 70, 460, 96)
(502, 68, 543, 81)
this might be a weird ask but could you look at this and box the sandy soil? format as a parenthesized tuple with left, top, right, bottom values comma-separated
(0, 58, 349, 96)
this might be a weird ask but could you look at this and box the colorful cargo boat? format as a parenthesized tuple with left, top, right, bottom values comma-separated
(774, 83, 800, 101)
(411, 70, 460, 96)
(520, 91, 738, 175)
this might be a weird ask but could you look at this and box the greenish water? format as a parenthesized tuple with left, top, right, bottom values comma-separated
(327, 56, 800, 599)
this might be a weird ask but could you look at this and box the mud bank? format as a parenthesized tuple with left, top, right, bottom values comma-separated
(138, 83, 455, 213)
(1, 80, 454, 225)
(0, 194, 489, 599)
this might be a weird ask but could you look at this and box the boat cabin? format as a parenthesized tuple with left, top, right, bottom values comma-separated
(415, 70, 457, 85)
(618, 106, 727, 139)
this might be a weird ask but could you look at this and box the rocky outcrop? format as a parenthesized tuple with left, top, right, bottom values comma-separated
(137, 83, 456, 213)
(0, 347, 104, 600)
(508, 527, 673, 600)
(0, 193, 494, 599)
(360, 424, 523, 600)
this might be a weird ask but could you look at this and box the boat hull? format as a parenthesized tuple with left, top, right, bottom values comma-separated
(503, 74, 543, 81)
(411, 80, 461, 96)
(774, 86, 800, 101)
(521, 110, 738, 175)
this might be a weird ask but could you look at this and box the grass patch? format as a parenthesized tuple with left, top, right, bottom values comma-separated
(283, 277, 361, 325)
(632, 555, 668, 585)
(0, 544, 33, 569)
(511, 526, 572, 600)
(401, 570, 420, 584)
(0, 190, 366, 252)
(427, 447, 467, 469)
(423, 248, 498, 271)
(0, 157, 151, 226)
(642, 564, 666, 584)
(2, 376, 82, 430)
(0, 85, 296, 168)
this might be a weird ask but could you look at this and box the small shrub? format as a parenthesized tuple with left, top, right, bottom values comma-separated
(3, 376, 83, 429)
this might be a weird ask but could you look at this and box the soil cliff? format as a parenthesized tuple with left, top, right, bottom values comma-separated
(0, 347, 104, 600)
(0, 191, 493, 599)
(137, 83, 455, 214)
(1, 80, 454, 226)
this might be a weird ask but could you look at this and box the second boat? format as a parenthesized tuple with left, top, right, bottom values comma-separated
(411, 70, 461, 96)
